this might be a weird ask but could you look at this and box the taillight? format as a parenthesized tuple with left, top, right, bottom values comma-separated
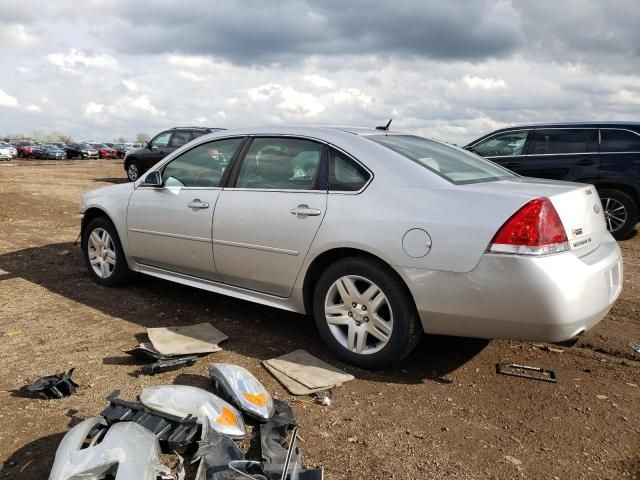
(489, 197, 569, 255)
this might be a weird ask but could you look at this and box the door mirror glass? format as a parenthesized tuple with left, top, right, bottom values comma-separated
(142, 170, 163, 187)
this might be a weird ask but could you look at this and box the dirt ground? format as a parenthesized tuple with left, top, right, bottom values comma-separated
(0, 159, 638, 480)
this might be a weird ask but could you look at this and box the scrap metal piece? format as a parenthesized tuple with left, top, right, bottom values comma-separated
(140, 385, 246, 439)
(49, 417, 171, 480)
(209, 363, 274, 422)
(496, 363, 557, 383)
(100, 391, 200, 453)
(260, 400, 323, 480)
(147, 323, 227, 356)
(124, 342, 174, 361)
(141, 356, 198, 375)
(26, 368, 78, 399)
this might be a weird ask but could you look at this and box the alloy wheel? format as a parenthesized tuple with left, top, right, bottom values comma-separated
(87, 228, 116, 278)
(127, 163, 138, 181)
(602, 197, 627, 233)
(324, 275, 394, 355)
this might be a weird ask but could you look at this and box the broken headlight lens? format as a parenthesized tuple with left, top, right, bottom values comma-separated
(208, 363, 274, 422)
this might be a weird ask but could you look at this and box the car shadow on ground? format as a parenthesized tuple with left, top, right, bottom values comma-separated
(0, 432, 66, 480)
(0, 242, 489, 385)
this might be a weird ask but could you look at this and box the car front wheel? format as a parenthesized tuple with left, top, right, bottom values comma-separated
(82, 217, 134, 286)
(599, 189, 638, 239)
(313, 256, 422, 369)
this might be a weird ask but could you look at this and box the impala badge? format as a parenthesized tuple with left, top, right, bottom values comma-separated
(572, 228, 583, 237)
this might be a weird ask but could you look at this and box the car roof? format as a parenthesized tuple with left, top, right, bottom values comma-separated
(495, 121, 640, 129)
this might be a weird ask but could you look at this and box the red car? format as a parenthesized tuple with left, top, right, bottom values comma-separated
(15, 141, 38, 157)
(90, 143, 118, 159)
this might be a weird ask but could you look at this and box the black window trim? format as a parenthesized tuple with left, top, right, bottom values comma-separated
(599, 128, 640, 155)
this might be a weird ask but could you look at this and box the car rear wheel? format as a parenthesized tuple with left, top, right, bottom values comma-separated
(599, 189, 638, 239)
(126, 161, 140, 181)
(82, 216, 135, 286)
(313, 256, 422, 369)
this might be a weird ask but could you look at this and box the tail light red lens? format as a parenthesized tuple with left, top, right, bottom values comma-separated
(489, 197, 569, 255)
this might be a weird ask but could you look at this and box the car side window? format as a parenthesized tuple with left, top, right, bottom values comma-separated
(471, 131, 529, 157)
(531, 129, 596, 155)
(329, 149, 370, 191)
(601, 129, 640, 152)
(162, 137, 244, 188)
(150, 132, 172, 149)
(168, 131, 191, 148)
(235, 137, 324, 190)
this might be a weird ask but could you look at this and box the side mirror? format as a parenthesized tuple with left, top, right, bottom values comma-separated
(141, 170, 163, 187)
(147, 141, 153, 150)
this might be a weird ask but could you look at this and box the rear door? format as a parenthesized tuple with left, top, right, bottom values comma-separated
(520, 128, 600, 182)
(212, 136, 328, 297)
(598, 127, 640, 183)
(467, 129, 531, 173)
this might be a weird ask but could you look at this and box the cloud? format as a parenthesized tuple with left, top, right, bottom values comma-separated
(26, 105, 42, 113)
(47, 49, 119, 74)
(463, 75, 507, 90)
(0, 89, 18, 107)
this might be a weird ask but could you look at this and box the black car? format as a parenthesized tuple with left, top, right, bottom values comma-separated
(33, 144, 67, 160)
(64, 142, 100, 159)
(466, 122, 640, 239)
(123, 126, 225, 181)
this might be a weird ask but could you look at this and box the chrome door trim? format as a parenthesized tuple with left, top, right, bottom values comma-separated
(525, 152, 600, 157)
(211, 238, 299, 256)
(128, 227, 212, 243)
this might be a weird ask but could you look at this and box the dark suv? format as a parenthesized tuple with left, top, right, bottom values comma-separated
(466, 122, 640, 239)
(124, 127, 225, 181)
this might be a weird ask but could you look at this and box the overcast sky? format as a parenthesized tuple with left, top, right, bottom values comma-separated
(1, 0, 639, 145)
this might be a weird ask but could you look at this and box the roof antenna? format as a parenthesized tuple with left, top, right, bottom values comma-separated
(376, 119, 392, 131)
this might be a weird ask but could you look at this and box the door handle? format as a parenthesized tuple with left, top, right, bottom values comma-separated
(290, 204, 321, 218)
(187, 199, 210, 209)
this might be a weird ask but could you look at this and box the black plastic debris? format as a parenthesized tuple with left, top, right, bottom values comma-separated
(124, 342, 173, 361)
(260, 400, 323, 480)
(100, 391, 200, 453)
(25, 368, 79, 399)
(141, 356, 198, 376)
(195, 425, 261, 480)
(496, 363, 557, 383)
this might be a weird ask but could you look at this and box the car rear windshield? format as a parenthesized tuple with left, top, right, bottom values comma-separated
(367, 135, 515, 184)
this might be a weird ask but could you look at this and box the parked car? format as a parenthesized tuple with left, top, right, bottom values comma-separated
(79, 126, 622, 369)
(104, 143, 129, 158)
(466, 122, 640, 239)
(123, 127, 225, 181)
(90, 143, 118, 159)
(33, 144, 67, 160)
(64, 143, 99, 159)
(15, 141, 38, 157)
(0, 141, 17, 159)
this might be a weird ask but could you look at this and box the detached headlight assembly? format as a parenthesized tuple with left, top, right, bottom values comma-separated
(208, 363, 274, 422)
(139, 385, 246, 439)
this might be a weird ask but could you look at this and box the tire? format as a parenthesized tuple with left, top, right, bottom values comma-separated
(126, 159, 140, 182)
(598, 189, 638, 240)
(312, 256, 422, 369)
(82, 216, 135, 287)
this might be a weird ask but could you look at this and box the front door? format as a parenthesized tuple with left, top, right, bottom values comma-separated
(212, 137, 328, 297)
(127, 137, 245, 279)
(468, 129, 531, 174)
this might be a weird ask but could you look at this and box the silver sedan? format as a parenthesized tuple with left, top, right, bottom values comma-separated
(78, 126, 623, 368)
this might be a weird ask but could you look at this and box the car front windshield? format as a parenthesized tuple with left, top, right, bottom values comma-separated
(367, 134, 515, 185)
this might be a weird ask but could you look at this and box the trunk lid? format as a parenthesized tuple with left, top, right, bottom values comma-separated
(459, 177, 607, 256)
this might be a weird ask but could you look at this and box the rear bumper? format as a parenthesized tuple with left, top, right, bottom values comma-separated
(399, 234, 623, 342)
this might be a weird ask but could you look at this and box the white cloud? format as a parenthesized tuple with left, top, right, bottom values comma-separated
(248, 83, 282, 101)
(331, 88, 373, 106)
(463, 75, 507, 90)
(304, 74, 335, 89)
(84, 102, 105, 115)
(122, 80, 139, 92)
(0, 89, 18, 107)
(278, 87, 324, 116)
(130, 95, 165, 117)
(26, 104, 42, 113)
(47, 49, 119, 74)
(167, 54, 215, 69)
(178, 71, 206, 82)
